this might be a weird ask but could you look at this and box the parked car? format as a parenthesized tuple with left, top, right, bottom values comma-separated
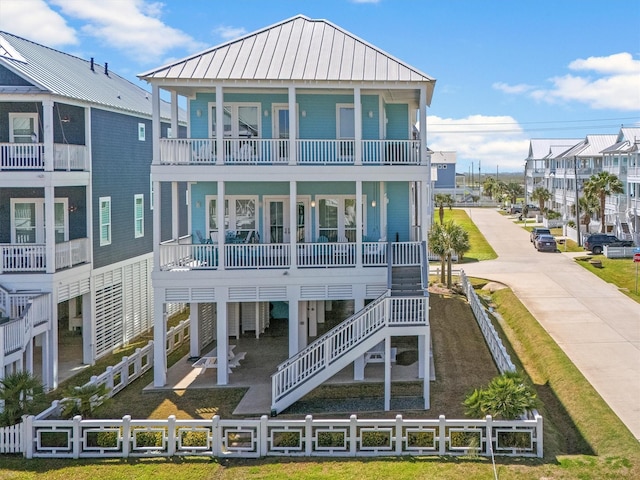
(534, 234, 557, 252)
(583, 234, 633, 254)
(530, 227, 551, 243)
(509, 205, 522, 214)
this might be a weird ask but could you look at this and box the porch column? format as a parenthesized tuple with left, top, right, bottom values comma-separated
(44, 185, 55, 273)
(217, 181, 225, 270)
(82, 291, 94, 365)
(419, 85, 428, 167)
(215, 85, 224, 165)
(43, 98, 54, 171)
(356, 181, 363, 267)
(49, 291, 59, 389)
(308, 301, 317, 337)
(384, 335, 391, 411)
(423, 330, 430, 409)
(354, 87, 362, 166)
(418, 334, 426, 379)
(298, 301, 307, 351)
(353, 293, 366, 381)
(152, 180, 161, 270)
(153, 295, 167, 387)
(41, 330, 51, 390)
(380, 182, 388, 240)
(171, 182, 179, 239)
(287, 288, 299, 356)
(288, 86, 297, 165)
(289, 181, 297, 269)
(190, 302, 200, 357)
(152, 84, 161, 165)
(216, 289, 229, 385)
(25, 335, 33, 374)
(420, 181, 429, 242)
(170, 91, 179, 138)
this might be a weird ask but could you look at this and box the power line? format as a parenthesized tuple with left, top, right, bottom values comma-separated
(429, 116, 639, 127)
(429, 122, 638, 134)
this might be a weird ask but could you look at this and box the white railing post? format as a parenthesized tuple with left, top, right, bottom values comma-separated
(72, 415, 82, 459)
(305, 415, 313, 456)
(167, 415, 176, 456)
(122, 415, 131, 458)
(24, 415, 34, 459)
(349, 414, 358, 457)
(438, 415, 446, 455)
(259, 415, 269, 456)
(536, 414, 544, 458)
(394, 414, 403, 455)
(211, 415, 221, 457)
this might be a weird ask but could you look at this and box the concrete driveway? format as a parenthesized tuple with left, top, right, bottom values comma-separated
(459, 208, 640, 441)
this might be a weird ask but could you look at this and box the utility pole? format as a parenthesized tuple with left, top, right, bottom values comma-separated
(574, 156, 581, 247)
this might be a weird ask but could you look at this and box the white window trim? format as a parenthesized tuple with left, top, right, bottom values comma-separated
(314, 195, 367, 241)
(205, 195, 258, 242)
(134, 194, 144, 238)
(10, 197, 68, 243)
(207, 102, 262, 138)
(99, 196, 112, 246)
(336, 103, 355, 139)
(9, 112, 39, 142)
(138, 123, 146, 141)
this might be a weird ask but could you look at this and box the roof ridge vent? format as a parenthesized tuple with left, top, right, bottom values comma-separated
(104, 62, 108, 76)
(90, 57, 94, 71)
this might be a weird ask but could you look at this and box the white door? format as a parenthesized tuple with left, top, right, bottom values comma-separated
(273, 106, 290, 161)
(266, 198, 289, 244)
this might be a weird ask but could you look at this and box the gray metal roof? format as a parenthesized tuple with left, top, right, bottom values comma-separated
(139, 15, 436, 104)
(527, 138, 581, 159)
(0, 31, 166, 119)
(557, 134, 617, 158)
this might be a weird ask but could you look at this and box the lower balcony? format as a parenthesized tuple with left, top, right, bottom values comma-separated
(159, 236, 420, 271)
(0, 143, 89, 171)
(0, 238, 90, 273)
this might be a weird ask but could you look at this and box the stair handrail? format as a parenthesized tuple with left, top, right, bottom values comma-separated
(271, 291, 390, 401)
(420, 240, 429, 293)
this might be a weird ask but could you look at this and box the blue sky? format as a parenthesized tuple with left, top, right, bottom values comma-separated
(1, 0, 639, 172)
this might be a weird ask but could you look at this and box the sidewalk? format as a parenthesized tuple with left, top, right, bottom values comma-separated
(460, 208, 640, 441)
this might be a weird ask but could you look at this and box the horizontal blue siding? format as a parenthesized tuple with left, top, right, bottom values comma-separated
(386, 182, 410, 241)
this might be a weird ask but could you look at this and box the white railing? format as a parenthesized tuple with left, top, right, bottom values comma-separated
(55, 238, 89, 270)
(17, 413, 542, 459)
(1, 292, 51, 358)
(392, 242, 422, 265)
(157, 138, 421, 166)
(297, 242, 356, 267)
(0, 143, 88, 171)
(226, 244, 290, 269)
(0, 143, 44, 169)
(0, 244, 46, 272)
(272, 293, 428, 412)
(159, 243, 218, 270)
(459, 270, 516, 374)
(34, 319, 190, 421)
(604, 246, 637, 258)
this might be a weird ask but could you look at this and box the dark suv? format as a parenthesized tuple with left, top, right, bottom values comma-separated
(583, 234, 633, 254)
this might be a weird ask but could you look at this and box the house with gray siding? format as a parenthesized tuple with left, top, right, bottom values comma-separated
(0, 31, 184, 390)
(140, 15, 435, 414)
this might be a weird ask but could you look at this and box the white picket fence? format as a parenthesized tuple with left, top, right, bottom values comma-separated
(18, 413, 542, 459)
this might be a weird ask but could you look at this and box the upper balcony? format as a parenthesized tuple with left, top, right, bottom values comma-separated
(0, 143, 89, 172)
(0, 238, 90, 274)
(158, 138, 422, 167)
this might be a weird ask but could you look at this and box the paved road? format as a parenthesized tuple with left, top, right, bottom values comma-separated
(459, 208, 640, 440)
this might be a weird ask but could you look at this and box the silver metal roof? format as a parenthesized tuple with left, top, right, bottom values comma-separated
(139, 15, 436, 104)
(557, 134, 618, 158)
(527, 138, 581, 159)
(0, 31, 169, 119)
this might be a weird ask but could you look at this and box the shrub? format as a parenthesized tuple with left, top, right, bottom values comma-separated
(272, 430, 301, 448)
(361, 430, 390, 448)
(463, 371, 538, 420)
(134, 429, 164, 448)
(0, 371, 47, 426)
(40, 430, 69, 448)
(407, 431, 434, 448)
(180, 430, 208, 448)
(450, 430, 481, 451)
(317, 431, 345, 448)
(86, 430, 119, 448)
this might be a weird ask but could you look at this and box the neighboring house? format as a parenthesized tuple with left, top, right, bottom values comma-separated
(525, 138, 581, 203)
(601, 127, 640, 243)
(140, 15, 435, 413)
(0, 31, 185, 390)
(430, 151, 457, 198)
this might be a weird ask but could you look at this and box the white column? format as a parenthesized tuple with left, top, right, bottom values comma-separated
(354, 87, 362, 165)
(217, 181, 225, 270)
(25, 335, 33, 374)
(152, 84, 161, 164)
(82, 291, 94, 365)
(420, 181, 429, 242)
(289, 181, 297, 269)
(423, 330, 430, 409)
(43, 98, 54, 171)
(288, 86, 297, 165)
(288, 290, 299, 356)
(44, 185, 55, 273)
(384, 335, 391, 411)
(216, 290, 229, 385)
(190, 303, 200, 357)
(171, 182, 179, 239)
(215, 85, 224, 165)
(153, 180, 161, 269)
(298, 301, 307, 351)
(49, 292, 59, 389)
(170, 91, 179, 137)
(41, 330, 51, 390)
(356, 181, 363, 267)
(419, 85, 428, 167)
(418, 334, 425, 379)
(353, 294, 366, 380)
(153, 295, 167, 387)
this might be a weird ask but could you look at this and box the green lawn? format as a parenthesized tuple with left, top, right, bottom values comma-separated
(574, 255, 640, 303)
(441, 208, 498, 262)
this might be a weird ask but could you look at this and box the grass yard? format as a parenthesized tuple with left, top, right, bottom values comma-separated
(442, 208, 498, 262)
(574, 255, 640, 303)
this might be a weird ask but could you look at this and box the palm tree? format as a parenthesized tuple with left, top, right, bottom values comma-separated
(434, 193, 454, 224)
(531, 187, 551, 215)
(583, 172, 624, 233)
(504, 182, 524, 206)
(428, 220, 469, 288)
(60, 383, 110, 419)
(0, 371, 46, 426)
(463, 371, 538, 420)
(576, 194, 598, 227)
(482, 177, 498, 199)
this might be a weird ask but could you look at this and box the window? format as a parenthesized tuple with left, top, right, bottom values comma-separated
(10, 198, 68, 243)
(336, 104, 355, 159)
(206, 195, 257, 242)
(99, 197, 111, 246)
(317, 195, 366, 242)
(134, 194, 144, 238)
(9, 113, 38, 143)
(138, 123, 146, 141)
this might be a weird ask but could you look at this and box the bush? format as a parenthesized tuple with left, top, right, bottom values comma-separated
(450, 430, 481, 451)
(272, 430, 301, 448)
(134, 429, 164, 448)
(180, 430, 208, 448)
(317, 431, 345, 448)
(40, 430, 69, 448)
(0, 371, 47, 426)
(86, 430, 119, 448)
(361, 430, 391, 448)
(407, 431, 434, 448)
(463, 371, 538, 420)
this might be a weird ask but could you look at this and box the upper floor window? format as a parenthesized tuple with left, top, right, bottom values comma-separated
(134, 194, 144, 238)
(99, 197, 111, 246)
(209, 103, 260, 138)
(9, 113, 38, 143)
(10, 198, 67, 243)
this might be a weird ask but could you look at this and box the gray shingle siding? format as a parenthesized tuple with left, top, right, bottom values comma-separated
(0, 64, 32, 86)
(0, 101, 85, 144)
(91, 108, 153, 268)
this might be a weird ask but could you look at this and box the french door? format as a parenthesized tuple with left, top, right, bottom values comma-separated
(10, 198, 68, 243)
(265, 197, 309, 243)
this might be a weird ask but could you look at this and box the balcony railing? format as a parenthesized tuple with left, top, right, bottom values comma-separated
(0, 238, 89, 273)
(157, 138, 422, 166)
(158, 238, 420, 271)
(0, 143, 88, 171)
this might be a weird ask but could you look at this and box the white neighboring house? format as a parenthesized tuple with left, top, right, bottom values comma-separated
(139, 15, 435, 414)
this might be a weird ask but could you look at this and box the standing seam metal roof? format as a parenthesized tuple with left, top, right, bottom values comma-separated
(139, 15, 436, 102)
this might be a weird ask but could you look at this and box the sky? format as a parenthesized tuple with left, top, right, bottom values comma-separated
(1, 0, 639, 173)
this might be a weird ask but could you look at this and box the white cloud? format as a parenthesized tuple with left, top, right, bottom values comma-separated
(213, 25, 247, 42)
(496, 52, 640, 111)
(0, 0, 77, 46)
(425, 115, 529, 171)
(49, 0, 204, 63)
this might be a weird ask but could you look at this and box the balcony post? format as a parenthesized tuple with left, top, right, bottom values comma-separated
(43, 98, 54, 171)
(153, 296, 167, 387)
(288, 86, 297, 165)
(215, 85, 224, 165)
(354, 87, 362, 166)
(216, 293, 229, 385)
(152, 84, 161, 165)
(170, 91, 179, 138)
(153, 179, 161, 271)
(419, 85, 428, 167)
(217, 180, 225, 270)
(44, 185, 55, 273)
(356, 181, 363, 267)
(289, 181, 297, 269)
(171, 182, 179, 239)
